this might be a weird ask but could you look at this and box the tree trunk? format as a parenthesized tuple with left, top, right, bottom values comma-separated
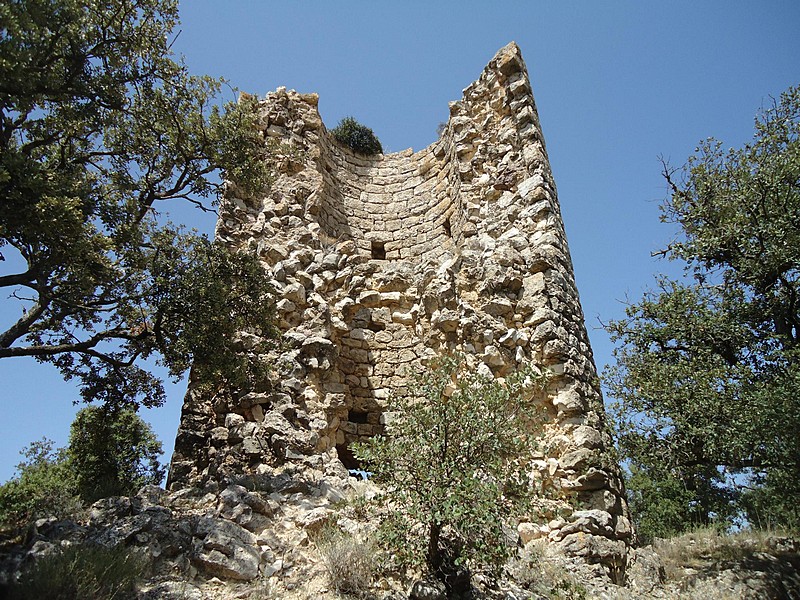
(427, 520, 442, 572)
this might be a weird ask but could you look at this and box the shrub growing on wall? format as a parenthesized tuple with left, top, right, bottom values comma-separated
(331, 117, 383, 155)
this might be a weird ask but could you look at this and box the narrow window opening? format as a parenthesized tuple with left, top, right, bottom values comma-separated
(371, 241, 386, 260)
(443, 217, 452, 237)
(349, 410, 368, 424)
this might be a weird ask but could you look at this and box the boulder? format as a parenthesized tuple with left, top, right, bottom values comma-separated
(192, 516, 261, 581)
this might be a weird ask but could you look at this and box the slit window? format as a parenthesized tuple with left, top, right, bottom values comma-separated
(443, 217, 452, 237)
(349, 410, 368, 424)
(371, 241, 386, 260)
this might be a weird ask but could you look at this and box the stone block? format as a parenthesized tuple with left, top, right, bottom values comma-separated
(431, 308, 459, 332)
(193, 517, 260, 581)
(553, 389, 585, 415)
(356, 423, 374, 436)
(392, 310, 415, 324)
(357, 290, 381, 307)
(518, 522, 547, 545)
(483, 345, 506, 367)
(210, 427, 229, 446)
(225, 413, 245, 429)
(242, 437, 262, 456)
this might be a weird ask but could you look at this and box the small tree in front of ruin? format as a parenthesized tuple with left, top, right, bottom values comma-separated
(353, 354, 549, 583)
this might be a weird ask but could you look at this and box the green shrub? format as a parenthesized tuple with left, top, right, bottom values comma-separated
(7, 543, 148, 600)
(0, 407, 164, 528)
(353, 355, 549, 577)
(331, 117, 383, 155)
(0, 439, 80, 528)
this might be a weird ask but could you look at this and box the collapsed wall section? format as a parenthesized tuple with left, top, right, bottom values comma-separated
(168, 42, 632, 574)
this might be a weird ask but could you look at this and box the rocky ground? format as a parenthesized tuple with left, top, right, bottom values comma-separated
(0, 479, 798, 599)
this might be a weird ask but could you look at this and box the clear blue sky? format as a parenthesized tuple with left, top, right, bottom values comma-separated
(1, 1, 798, 482)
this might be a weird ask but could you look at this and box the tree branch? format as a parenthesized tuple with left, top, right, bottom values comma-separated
(0, 301, 47, 349)
(0, 326, 149, 359)
(0, 269, 37, 288)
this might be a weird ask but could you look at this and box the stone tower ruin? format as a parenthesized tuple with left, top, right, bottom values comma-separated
(168, 42, 632, 571)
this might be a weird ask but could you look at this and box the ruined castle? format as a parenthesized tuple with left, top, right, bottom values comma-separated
(168, 42, 632, 572)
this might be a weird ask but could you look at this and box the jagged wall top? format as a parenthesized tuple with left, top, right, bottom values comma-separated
(220, 42, 568, 268)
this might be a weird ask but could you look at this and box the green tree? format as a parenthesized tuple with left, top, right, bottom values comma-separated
(68, 405, 164, 502)
(0, 0, 277, 409)
(605, 84, 800, 538)
(353, 355, 549, 580)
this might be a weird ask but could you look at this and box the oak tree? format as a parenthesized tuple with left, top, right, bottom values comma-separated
(0, 0, 277, 408)
(605, 85, 800, 537)
(68, 405, 164, 501)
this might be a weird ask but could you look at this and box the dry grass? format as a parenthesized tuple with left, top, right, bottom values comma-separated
(6, 543, 148, 600)
(653, 526, 794, 580)
(507, 544, 588, 600)
(315, 526, 377, 599)
(646, 526, 800, 600)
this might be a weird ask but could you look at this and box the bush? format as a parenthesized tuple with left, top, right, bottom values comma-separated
(331, 117, 383, 155)
(0, 408, 164, 528)
(0, 439, 80, 528)
(7, 543, 148, 600)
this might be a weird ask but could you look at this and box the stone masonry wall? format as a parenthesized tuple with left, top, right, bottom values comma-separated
(168, 42, 632, 573)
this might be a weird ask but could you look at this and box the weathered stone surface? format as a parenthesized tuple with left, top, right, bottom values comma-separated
(557, 532, 627, 567)
(409, 579, 447, 600)
(191, 546, 259, 581)
(626, 547, 666, 594)
(296, 506, 333, 533)
(216, 485, 275, 533)
(3, 484, 798, 599)
(555, 509, 615, 539)
(192, 516, 260, 581)
(139, 581, 205, 600)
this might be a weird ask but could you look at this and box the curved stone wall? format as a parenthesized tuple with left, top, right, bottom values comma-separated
(314, 142, 465, 263)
